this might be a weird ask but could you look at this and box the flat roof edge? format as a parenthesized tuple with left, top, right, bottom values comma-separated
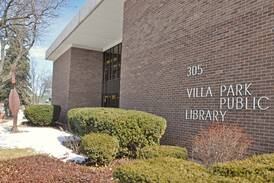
(46, 0, 105, 60)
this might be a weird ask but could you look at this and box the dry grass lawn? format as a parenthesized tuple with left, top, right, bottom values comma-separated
(0, 148, 37, 161)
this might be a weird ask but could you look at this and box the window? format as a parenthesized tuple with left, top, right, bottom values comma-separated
(102, 94, 120, 108)
(102, 43, 122, 108)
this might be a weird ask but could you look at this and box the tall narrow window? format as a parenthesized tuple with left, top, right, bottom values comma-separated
(102, 43, 122, 108)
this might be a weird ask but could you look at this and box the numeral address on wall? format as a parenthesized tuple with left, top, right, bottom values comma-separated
(187, 65, 203, 77)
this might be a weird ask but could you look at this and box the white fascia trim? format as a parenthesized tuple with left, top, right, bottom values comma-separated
(46, 0, 105, 60)
(54, 40, 123, 61)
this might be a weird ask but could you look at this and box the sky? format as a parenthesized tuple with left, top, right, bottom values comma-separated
(30, 0, 86, 74)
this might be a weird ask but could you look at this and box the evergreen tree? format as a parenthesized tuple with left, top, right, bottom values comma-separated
(0, 41, 31, 106)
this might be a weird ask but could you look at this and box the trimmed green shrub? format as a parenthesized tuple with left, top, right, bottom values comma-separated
(211, 153, 274, 183)
(114, 154, 274, 183)
(24, 105, 55, 126)
(113, 157, 211, 183)
(81, 133, 119, 165)
(137, 145, 188, 160)
(68, 108, 167, 157)
(211, 176, 252, 183)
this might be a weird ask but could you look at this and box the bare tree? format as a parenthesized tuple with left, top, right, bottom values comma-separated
(30, 61, 52, 104)
(0, 0, 66, 78)
(30, 60, 38, 103)
(0, 0, 64, 132)
(38, 74, 52, 103)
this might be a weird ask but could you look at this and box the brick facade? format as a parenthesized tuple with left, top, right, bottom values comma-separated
(120, 0, 274, 153)
(52, 49, 71, 121)
(52, 48, 103, 121)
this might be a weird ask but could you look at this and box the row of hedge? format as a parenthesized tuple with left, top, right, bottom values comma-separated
(210, 153, 274, 183)
(113, 158, 254, 183)
(80, 136, 188, 165)
(114, 158, 210, 183)
(114, 153, 274, 183)
(68, 108, 167, 158)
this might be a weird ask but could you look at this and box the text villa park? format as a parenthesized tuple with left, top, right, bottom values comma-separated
(185, 83, 270, 122)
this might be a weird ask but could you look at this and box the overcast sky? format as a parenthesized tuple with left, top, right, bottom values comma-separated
(30, 0, 86, 74)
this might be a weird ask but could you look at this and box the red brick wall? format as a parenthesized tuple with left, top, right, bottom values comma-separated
(52, 49, 71, 121)
(52, 48, 103, 121)
(120, 0, 274, 153)
(69, 48, 103, 109)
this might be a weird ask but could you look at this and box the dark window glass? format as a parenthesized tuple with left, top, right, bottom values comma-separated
(104, 51, 111, 81)
(102, 43, 122, 108)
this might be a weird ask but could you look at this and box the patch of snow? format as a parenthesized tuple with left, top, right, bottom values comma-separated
(1, 110, 26, 127)
(17, 110, 26, 125)
(0, 125, 87, 163)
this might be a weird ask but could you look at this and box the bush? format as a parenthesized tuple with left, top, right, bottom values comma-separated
(211, 153, 274, 183)
(114, 153, 274, 183)
(211, 176, 253, 183)
(192, 123, 252, 166)
(24, 105, 55, 126)
(137, 145, 188, 160)
(113, 157, 211, 183)
(68, 108, 167, 157)
(81, 133, 119, 165)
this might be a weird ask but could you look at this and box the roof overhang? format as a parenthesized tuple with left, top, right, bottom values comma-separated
(46, 0, 124, 61)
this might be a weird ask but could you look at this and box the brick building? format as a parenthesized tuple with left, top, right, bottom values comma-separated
(46, 0, 274, 153)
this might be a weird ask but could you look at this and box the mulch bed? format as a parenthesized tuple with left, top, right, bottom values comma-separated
(0, 155, 114, 183)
